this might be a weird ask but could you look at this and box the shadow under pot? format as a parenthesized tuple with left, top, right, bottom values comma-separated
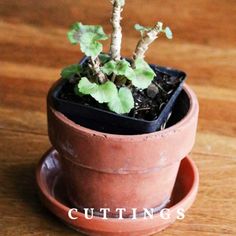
(47, 84, 199, 217)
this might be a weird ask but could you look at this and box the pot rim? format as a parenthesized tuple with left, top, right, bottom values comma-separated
(50, 84, 198, 141)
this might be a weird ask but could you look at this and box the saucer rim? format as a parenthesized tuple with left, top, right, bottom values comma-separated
(36, 148, 199, 232)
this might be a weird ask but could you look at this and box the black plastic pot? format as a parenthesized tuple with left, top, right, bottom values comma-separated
(48, 58, 186, 135)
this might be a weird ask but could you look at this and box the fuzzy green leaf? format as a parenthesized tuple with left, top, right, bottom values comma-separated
(99, 53, 111, 64)
(101, 59, 136, 81)
(124, 67, 136, 81)
(135, 22, 173, 40)
(67, 22, 108, 57)
(77, 77, 134, 114)
(132, 59, 156, 89)
(61, 64, 82, 79)
(78, 77, 117, 103)
(164, 27, 173, 39)
(101, 60, 116, 75)
(92, 81, 117, 103)
(114, 60, 130, 75)
(78, 77, 98, 94)
(108, 87, 134, 114)
(134, 24, 152, 34)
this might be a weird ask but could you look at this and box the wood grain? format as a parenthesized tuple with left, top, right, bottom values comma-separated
(0, 0, 235, 235)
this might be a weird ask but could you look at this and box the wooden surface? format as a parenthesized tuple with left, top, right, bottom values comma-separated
(0, 0, 236, 235)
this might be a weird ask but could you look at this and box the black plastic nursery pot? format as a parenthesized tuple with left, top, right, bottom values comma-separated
(48, 57, 186, 135)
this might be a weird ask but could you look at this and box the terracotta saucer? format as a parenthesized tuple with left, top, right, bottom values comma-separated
(36, 148, 199, 236)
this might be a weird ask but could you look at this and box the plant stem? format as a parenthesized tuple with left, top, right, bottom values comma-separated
(133, 22, 163, 60)
(111, 73, 116, 82)
(90, 57, 107, 84)
(110, 0, 125, 61)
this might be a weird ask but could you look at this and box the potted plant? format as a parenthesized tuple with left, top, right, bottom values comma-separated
(49, 2, 186, 135)
(47, 0, 199, 219)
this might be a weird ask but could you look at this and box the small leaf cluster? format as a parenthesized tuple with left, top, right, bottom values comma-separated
(78, 77, 134, 114)
(67, 23, 108, 57)
(61, 21, 173, 115)
(134, 22, 173, 39)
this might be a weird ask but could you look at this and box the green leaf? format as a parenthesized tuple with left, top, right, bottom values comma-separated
(80, 38, 102, 57)
(132, 59, 156, 89)
(134, 24, 152, 33)
(78, 77, 117, 103)
(77, 77, 134, 114)
(164, 27, 173, 39)
(74, 85, 83, 96)
(67, 22, 109, 57)
(78, 77, 98, 94)
(124, 67, 136, 81)
(101, 59, 136, 81)
(99, 53, 111, 64)
(135, 22, 173, 40)
(92, 81, 117, 103)
(61, 64, 82, 79)
(101, 59, 155, 89)
(101, 60, 116, 75)
(115, 60, 130, 75)
(108, 87, 134, 114)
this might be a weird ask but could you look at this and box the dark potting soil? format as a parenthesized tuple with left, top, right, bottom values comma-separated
(58, 66, 184, 121)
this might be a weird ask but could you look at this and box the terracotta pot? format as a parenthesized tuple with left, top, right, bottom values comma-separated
(47, 84, 199, 217)
(36, 150, 199, 236)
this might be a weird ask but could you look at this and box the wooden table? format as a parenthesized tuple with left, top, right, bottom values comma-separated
(0, 0, 235, 235)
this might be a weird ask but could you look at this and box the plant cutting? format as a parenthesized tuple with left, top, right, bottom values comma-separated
(63, 19, 173, 115)
(49, 0, 186, 134)
(44, 0, 199, 234)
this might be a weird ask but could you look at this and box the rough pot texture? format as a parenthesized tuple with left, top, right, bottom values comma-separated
(47, 84, 199, 217)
